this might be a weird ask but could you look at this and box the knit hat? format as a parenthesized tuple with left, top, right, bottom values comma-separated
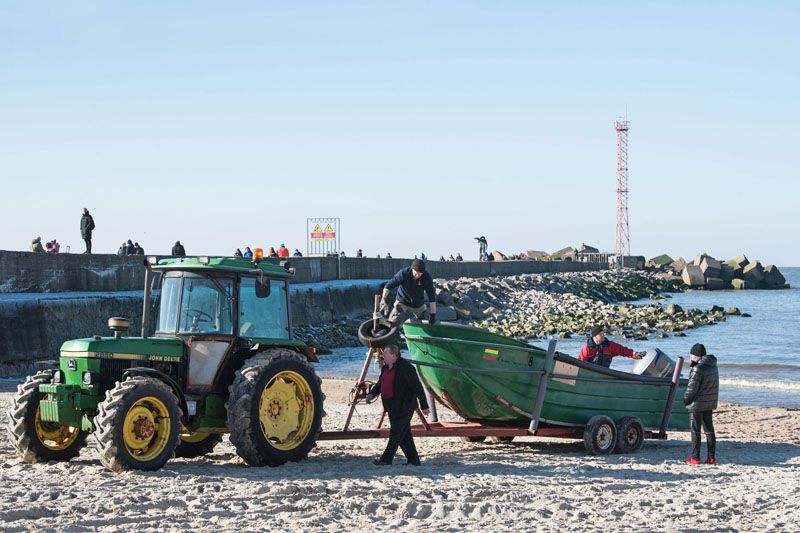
(690, 343, 706, 357)
(411, 259, 426, 272)
(590, 325, 604, 337)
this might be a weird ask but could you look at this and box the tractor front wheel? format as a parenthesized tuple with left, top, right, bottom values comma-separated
(93, 376, 182, 472)
(7, 370, 88, 463)
(227, 349, 324, 467)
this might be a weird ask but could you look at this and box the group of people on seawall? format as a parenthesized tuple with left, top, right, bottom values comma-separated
(365, 258, 719, 467)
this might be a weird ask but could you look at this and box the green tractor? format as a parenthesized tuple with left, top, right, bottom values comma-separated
(7, 256, 324, 472)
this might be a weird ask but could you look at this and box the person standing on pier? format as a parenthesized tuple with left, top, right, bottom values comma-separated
(366, 344, 430, 466)
(684, 343, 719, 465)
(380, 258, 437, 326)
(80, 208, 95, 254)
(579, 325, 644, 367)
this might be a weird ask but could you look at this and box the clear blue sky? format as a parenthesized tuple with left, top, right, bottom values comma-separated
(2, 2, 798, 265)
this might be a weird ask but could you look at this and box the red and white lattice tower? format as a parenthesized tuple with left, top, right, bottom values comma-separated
(615, 119, 630, 259)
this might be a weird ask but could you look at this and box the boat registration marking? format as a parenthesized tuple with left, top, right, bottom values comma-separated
(552, 361, 579, 386)
(483, 348, 499, 361)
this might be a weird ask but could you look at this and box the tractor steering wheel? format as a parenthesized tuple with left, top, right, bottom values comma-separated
(186, 309, 213, 323)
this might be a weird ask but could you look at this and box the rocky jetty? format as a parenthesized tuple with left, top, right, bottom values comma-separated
(434, 270, 741, 341)
(647, 252, 789, 291)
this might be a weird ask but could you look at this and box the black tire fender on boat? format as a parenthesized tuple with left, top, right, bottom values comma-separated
(583, 415, 617, 455)
(614, 416, 644, 454)
(357, 319, 400, 348)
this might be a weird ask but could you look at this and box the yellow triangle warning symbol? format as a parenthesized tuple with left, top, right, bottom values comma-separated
(324, 224, 334, 232)
(313, 224, 322, 232)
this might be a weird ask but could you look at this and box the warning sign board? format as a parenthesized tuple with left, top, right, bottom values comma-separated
(307, 217, 340, 256)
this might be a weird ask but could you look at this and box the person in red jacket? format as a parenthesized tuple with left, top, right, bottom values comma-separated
(579, 325, 644, 368)
(277, 244, 290, 258)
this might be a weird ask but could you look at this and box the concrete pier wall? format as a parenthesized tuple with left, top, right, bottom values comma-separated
(0, 250, 605, 293)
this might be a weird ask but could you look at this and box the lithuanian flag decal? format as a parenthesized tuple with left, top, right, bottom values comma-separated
(483, 348, 499, 361)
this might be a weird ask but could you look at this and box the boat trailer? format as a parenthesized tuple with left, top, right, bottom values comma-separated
(318, 338, 684, 447)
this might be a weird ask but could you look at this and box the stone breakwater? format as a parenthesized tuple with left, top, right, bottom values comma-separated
(297, 270, 746, 351)
(439, 270, 745, 340)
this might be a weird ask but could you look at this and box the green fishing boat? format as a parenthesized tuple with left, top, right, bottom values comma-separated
(403, 322, 689, 433)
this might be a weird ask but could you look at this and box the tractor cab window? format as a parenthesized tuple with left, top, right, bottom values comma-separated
(239, 277, 290, 339)
(156, 275, 182, 334)
(178, 276, 234, 335)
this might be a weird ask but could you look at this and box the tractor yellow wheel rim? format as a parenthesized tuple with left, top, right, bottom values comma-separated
(123, 396, 171, 461)
(180, 430, 211, 443)
(34, 406, 81, 451)
(258, 370, 315, 450)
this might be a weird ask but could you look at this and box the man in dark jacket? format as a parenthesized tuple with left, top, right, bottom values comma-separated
(366, 345, 430, 465)
(172, 241, 186, 257)
(381, 259, 437, 326)
(684, 343, 719, 465)
(80, 208, 95, 254)
(579, 325, 644, 367)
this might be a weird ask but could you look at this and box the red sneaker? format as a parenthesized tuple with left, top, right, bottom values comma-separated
(704, 458, 716, 465)
(685, 457, 701, 465)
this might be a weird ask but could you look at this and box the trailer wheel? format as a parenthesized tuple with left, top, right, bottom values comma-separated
(488, 436, 515, 443)
(459, 436, 486, 443)
(7, 370, 88, 463)
(94, 376, 182, 472)
(357, 319, 400, 348)
(583, 415, 617, 455)
(227, 349, 324, 467)
(614, 416, 644, 453)
(175, 431, 223, 458)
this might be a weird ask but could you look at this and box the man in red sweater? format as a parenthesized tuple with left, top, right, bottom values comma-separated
(579, 325, 644, 368)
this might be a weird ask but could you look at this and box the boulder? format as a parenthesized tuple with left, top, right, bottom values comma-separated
(682, 264, 705, 287)
(649, 254, 674, 266)
(665, 304, 683, 315)
(719, 264, 735, 281)
(732, 253, 750, 268)
(670, 257, 687, 274)
(742, 261, 764, 283)
(763, 265, 786, 287)
(432, 305, 457, 322)
(726, 307, 741, 315)
(705, 277, 724, 290)
(491, 250, 507, 261)
(731, 279, 755, 290)
(695, 253, 712, 267)
(699, 256, 722, 279)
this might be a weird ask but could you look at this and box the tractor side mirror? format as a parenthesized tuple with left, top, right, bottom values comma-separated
(255, 277, 271, 298)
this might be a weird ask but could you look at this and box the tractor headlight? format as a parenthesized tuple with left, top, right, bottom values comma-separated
(82, 371, 96, 385)
(52, 370, 63, 384)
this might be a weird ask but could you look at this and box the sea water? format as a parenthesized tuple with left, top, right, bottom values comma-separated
(316, 267, 800, 409)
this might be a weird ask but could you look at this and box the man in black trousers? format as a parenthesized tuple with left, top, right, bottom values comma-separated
(366, 344, 430, 466)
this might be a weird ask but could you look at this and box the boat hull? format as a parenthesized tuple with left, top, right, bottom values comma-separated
(403, 322, 689, 430)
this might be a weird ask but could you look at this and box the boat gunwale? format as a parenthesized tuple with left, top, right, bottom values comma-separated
(404, 332, 688, 386)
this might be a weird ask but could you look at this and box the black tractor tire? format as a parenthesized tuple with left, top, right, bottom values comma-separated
(614, 416, 644, 454)
(226, 349, 324, 467)
(488, 436, 515, 443)
(7, 370, 88, 463)
(175, 432, 224, 459)
(459, 436, 487, 443)
(93, 376, 182, 472)
(358, 319, 400, 348)
(583, 415, 618, 455)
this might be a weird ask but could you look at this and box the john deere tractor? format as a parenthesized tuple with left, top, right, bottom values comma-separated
(7, 256, 324, 472)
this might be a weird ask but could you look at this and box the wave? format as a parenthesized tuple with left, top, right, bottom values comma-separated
(719, 363, 800, 372)
(720, 378, 800, 392)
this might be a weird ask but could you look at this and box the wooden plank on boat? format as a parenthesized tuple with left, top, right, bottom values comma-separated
(529, 338, 557, 433)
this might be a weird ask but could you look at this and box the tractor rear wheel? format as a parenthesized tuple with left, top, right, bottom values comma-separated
(7, 370, 88, 463)
(175, 431, 224, 458)
(94, 376, 182, 472)
(227, 349, 324, 467)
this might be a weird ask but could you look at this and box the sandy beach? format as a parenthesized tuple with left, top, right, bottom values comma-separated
(1, 378, 798, 532)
